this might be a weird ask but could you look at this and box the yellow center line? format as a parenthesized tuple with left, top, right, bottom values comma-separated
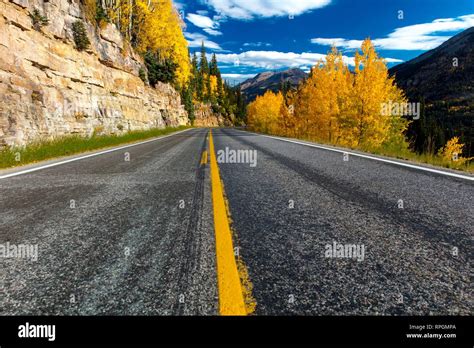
(208, 129, 247, 316)
(201, 150, 208, 165)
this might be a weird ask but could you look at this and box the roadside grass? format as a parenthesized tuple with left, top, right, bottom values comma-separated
(0, 126, 190, 170)
(375, 145, 474, 174)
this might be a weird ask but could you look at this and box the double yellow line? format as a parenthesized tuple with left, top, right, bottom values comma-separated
(207, 130, 248, 316)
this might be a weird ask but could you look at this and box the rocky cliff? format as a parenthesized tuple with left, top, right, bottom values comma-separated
(193, 103, 224, 127)
(0, 0, 188, 147)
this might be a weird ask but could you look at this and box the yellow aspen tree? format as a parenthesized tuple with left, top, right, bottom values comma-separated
(210, 75, 218, 96)
(349, 39, 406, 150)
(247, 91, 284, 134)
(438, 137, 472, 166)
(112, 0, 191, 86)
(294, 47, 350, 143)
(279, 90, 298, 137)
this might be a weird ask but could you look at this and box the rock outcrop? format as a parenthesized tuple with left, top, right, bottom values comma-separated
(193, 103, 224, 127)
(0, 0, 188, 147)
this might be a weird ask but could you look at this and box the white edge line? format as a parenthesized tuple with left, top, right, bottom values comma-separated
(0, 128, 192, 180)
(236, 130, 474, 182)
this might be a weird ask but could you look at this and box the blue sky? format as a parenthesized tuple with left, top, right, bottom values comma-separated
(174, 0, 474, 84)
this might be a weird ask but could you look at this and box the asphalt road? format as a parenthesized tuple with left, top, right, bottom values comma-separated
(0, 127, 472, 315)
(0, 128, 217, 315)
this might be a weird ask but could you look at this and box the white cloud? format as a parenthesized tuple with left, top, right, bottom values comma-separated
(187, 13, 223, 36)
(216, 51, 403, 70)
(185, 32, 223, 50)
(204, 28, 223, 36)
(187, 13, 215, 28)
(222, 73, 257, 83)
(203, 0, 331, 20)
(311, 14, 474, 50)
(243, 42, 272, 47)
(222, 73, 257, 79)
(216, 51, 328, 69)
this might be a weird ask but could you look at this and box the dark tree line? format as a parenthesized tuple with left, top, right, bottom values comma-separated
(181, 43, 246, 125)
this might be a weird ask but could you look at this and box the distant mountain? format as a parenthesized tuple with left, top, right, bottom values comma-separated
(240, 68, 308, 102)
(389, 27, 474, 102)
(389, 27, 474, 156)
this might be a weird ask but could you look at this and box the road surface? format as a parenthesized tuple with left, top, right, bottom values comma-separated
(0, 128, 472, 315)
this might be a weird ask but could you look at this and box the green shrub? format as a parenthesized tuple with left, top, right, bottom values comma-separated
(72, 20, 91, 51)
(144, 51, 177, 86)
(29, 9, 49, 31)
(139, 68, 148, 84)
(95, 1, 109, 26)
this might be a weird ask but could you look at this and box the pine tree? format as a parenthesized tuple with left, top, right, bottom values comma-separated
(191, 53, 199, 77)
(182, 86, 195, 124)
(199, 42, 209, 75)
(209, 54, 219, 76)
(217, 72, 224, 107)
(195, 43, 209, 101)
(144, 51, 177, 86)
(72, 20, 90, 51)
(235, 87, 247, 125)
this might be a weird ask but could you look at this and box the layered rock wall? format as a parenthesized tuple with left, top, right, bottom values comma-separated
(193, 103, 224, 127)
(0, 0, 188, 147)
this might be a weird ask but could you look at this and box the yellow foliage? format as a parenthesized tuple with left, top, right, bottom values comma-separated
(82, 0, 97, 24)
(438, 137, 471, 165)
(278, 90, 298, 137)
(247, 91, 284, 134)
(247, 40, 409, 152)
(294, 47, 351, 143)
(210, 75, 218, 96)
(347, 39, 407, 150)
(99, 0, 191, 86)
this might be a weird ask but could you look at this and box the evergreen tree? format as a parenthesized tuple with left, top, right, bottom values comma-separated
(190, 52, 199, 98)
(217, 72, 224, 107)
(191, 53, 199, 77)
(235, 88, 247, 124)
(182, 86, 195, 124)
(196, 43, 209, 101)
(209, 54, 219, 76)
(205, 74, 212, 102)
(145, 51, 177, 86)
(186, 43, 246, 123)
(199, 42, 209, 75)
(72, 20, 90, 51)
